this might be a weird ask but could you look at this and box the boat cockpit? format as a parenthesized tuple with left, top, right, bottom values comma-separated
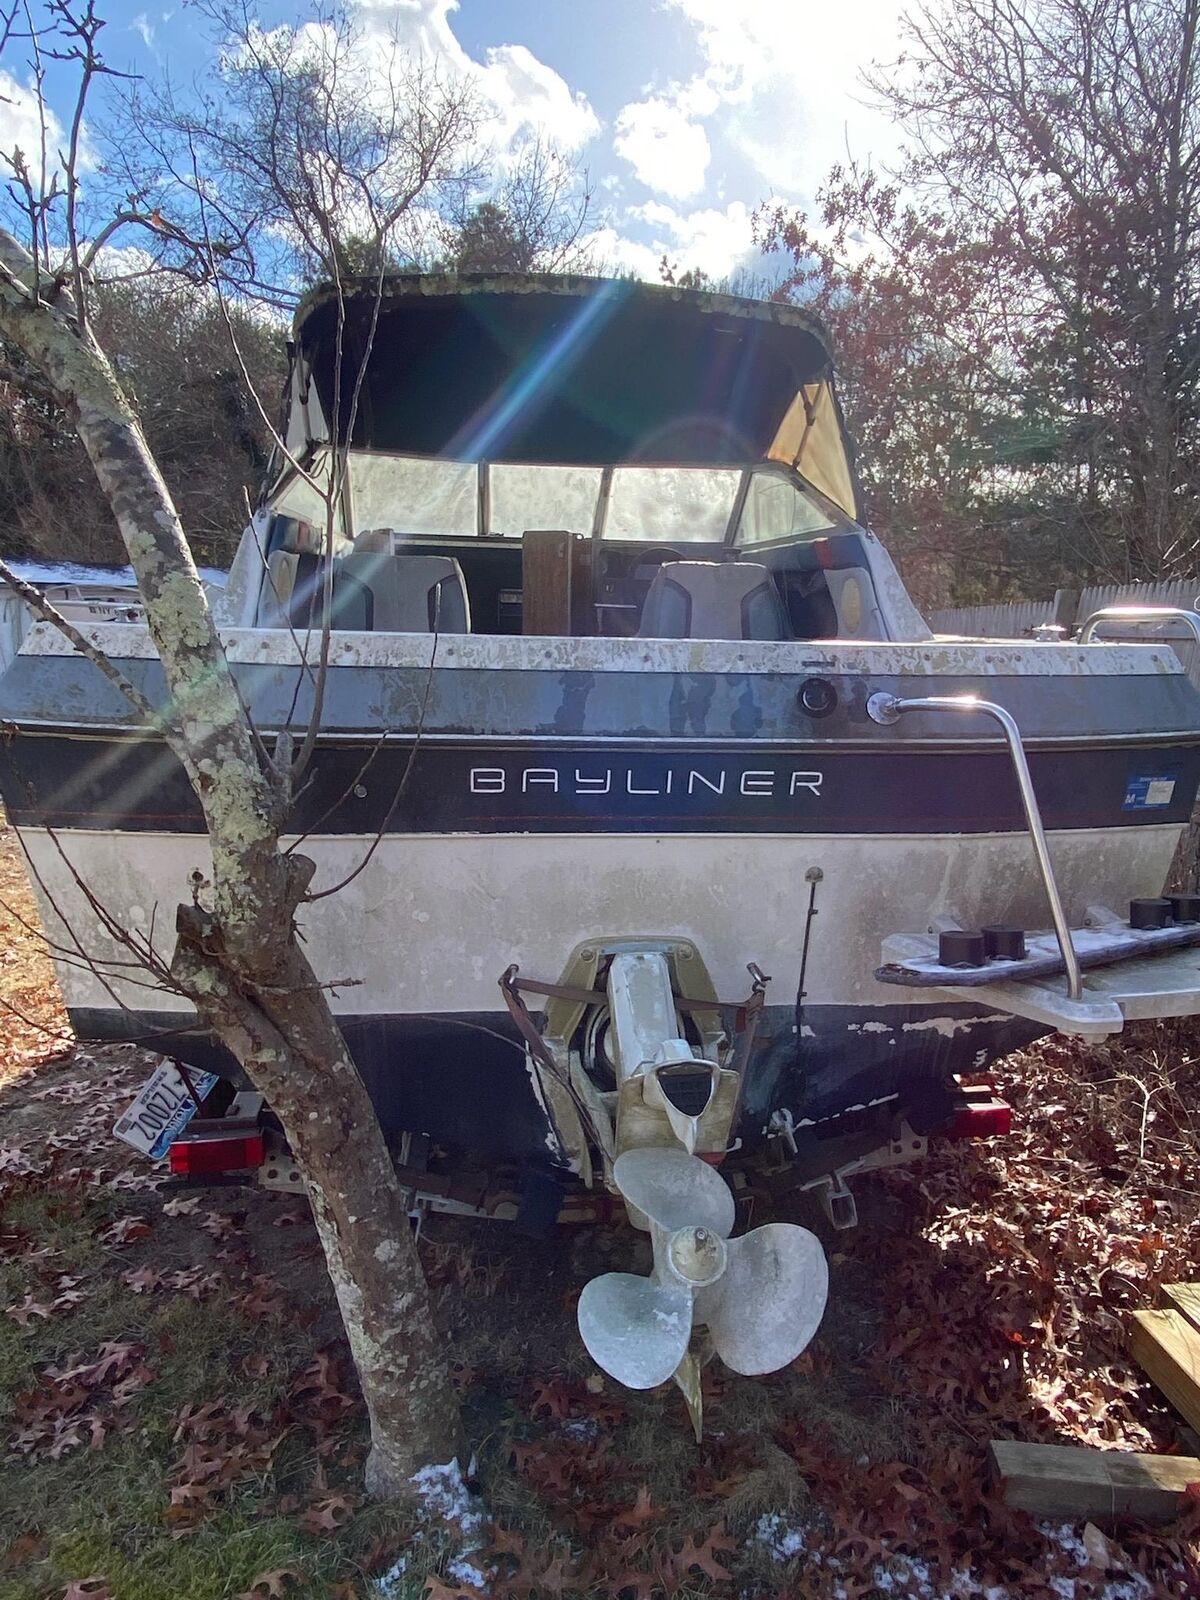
(245, 453, 891, 644)
(217, 274, 928, 644)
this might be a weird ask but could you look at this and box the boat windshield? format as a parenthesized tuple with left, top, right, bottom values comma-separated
(270, 451, 841, 545)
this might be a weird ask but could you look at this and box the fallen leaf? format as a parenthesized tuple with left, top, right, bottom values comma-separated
(301, 1494, 354, 1533)
(99, 1216, 151, 1245)
(530, 1378, 572, 1419)
(1, 1530, 45, 1570)
(236, 1568, 305, 1599)
(422, 1577, 477, 1600)
(612, 1485, 660, 1532)
(61, 1580, 111, 1600)
(5, 1295, 51, 1326)
(671, 1523, 736, 1584)
(122, 1265, 162, 1294)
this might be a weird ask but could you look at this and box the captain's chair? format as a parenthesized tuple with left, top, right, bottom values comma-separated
(638, 561, 791, 641)
(261, 545, 470, 633)
(337, 548, 471, 633)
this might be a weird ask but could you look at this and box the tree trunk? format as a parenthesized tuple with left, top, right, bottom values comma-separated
(0, 244, 463, 1493)
(174, 914, 464, 1493)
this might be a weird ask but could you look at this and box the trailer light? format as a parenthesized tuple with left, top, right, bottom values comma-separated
(944, 1098, 1012, 1140)
(168, 1132, 265, 1175)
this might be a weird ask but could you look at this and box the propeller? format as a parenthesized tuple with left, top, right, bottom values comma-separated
(577, 1148, 828, 1416)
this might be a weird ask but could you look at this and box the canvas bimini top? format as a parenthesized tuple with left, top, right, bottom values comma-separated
(279, 273, 859, 519)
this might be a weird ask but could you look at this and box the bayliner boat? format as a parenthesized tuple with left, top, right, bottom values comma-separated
(6, 275, 1200, 1412)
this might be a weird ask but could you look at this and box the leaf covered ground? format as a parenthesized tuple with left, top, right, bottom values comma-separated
(2, 823, 1200, 1599)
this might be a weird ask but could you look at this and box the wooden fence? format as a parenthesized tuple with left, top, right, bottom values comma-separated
(930, 580, 1200, 689)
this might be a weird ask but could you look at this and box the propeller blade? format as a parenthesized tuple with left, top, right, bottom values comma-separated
(612, 1147, 736, 1237)
(697, 1223, 828, 1376)
(577, 1272, 694, 1389)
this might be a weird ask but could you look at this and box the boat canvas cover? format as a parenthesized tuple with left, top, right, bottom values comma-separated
(285, 274, 859, 517)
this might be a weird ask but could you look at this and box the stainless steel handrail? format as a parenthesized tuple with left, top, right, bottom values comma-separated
(866, 692, 1083, 1000)
(1077, 605, 1200, 645)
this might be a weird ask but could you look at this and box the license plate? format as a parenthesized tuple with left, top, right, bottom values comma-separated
(113, 1061, 220, 1160)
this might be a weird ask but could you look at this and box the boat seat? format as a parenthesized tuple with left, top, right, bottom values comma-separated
(261, 550, 319, 628)
(337, 549, 471, 633)
(637, 561, 791, 641)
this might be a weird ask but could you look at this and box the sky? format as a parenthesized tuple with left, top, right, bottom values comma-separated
(0, 0, 911, 285)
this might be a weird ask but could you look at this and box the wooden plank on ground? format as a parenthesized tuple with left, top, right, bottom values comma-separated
(1164, 1284, 1200, 1334)
(1129, 1309, 1200, 1432)
(990, 1440, 1200, 1522)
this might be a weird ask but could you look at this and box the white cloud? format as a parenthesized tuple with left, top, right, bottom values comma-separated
(580, 225, 663, 280)
(353, 0, 599, 161)
(0, 69, 65, 169)
(615, 0, 907, 202)
(475, 43, 599, 155)
(629, 199, 757, 281)
(613, 96, 710, 199)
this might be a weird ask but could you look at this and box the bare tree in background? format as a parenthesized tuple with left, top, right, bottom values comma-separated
(761, 0, 1200, 603)
(440, 137, 595, 273)
(0, 0, 508, 1496)
(1, 279, 283, 565)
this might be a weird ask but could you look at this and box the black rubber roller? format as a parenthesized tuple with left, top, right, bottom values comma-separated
(1129, 897, 1172, 929)
(1168, 893, 1200, 923)
(982, 926, 1026, 960)
(938, 930, 986, 967)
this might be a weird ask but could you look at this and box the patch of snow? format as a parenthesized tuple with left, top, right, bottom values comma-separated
(1039, 1521, 1090, 1568)
(872, 1553, 935, 1597)
(750, 1511, 807, 1562)
(559, 1417, 602, 1442)
(376, 1460, 490, 1597)
(410, 1459, 487, 1538)
(376, 1553, 408, 1592)
(1095, 1576, 1152, 1600)
(447, 1556, 490, 1590)
(1035, 1523, 1153, 1600)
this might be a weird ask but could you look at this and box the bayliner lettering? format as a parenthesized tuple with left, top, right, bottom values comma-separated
(469, 765, 823, 798)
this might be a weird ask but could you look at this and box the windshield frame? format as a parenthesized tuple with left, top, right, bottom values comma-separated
(265, 452, 859, 547)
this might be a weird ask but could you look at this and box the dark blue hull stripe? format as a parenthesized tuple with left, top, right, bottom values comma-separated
(3, 732, 1199, 834)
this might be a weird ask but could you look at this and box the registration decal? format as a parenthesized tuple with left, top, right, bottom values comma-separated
(1124, 773, 1178, 810)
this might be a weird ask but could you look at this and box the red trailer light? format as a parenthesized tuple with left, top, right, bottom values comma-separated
(944, 1098, 1013, 1140)
(169, 1132, 265, 1175)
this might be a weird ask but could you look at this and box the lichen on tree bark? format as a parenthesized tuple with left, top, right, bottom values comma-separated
(0, 231, 464, 1494)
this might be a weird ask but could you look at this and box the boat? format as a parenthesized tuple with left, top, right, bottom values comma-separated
(5, 273, 1200, 1410)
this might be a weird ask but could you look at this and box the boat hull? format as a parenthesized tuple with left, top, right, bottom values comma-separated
(5, 624, 1200, 1168)
(12, 819, 1185, 1162)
